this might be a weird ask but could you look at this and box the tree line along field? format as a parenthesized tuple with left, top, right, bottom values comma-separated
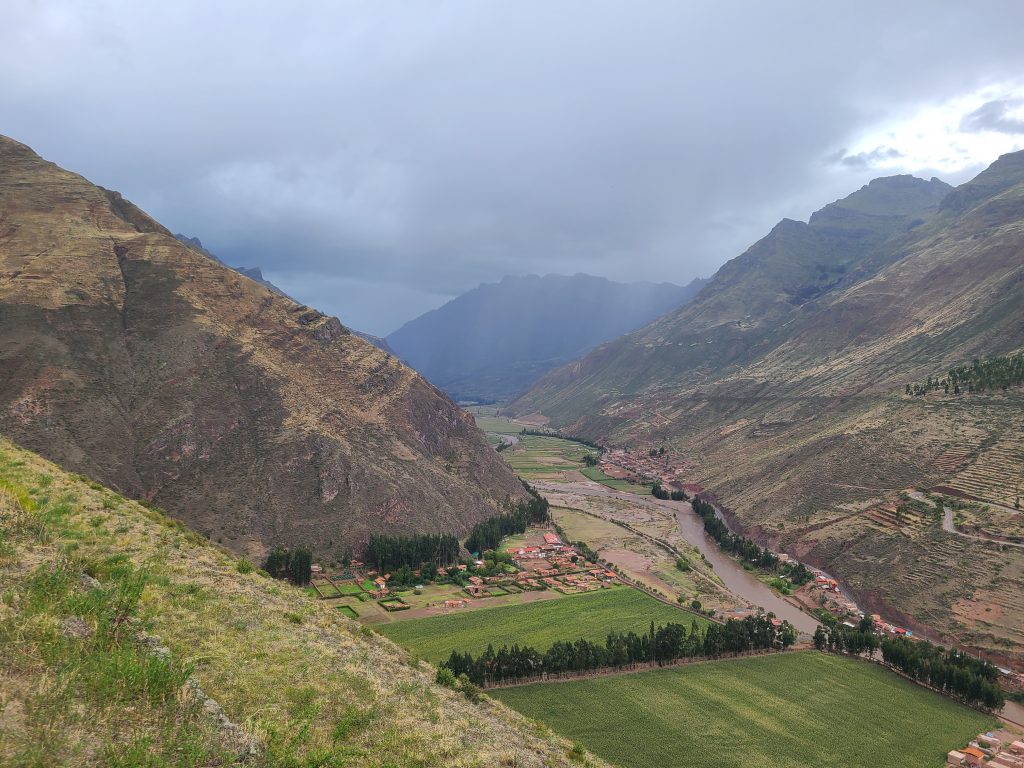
(378, 587, 710, 663)
(493, 651, 995, 768)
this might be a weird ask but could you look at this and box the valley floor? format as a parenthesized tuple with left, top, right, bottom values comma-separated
(494, 651, 996, 768)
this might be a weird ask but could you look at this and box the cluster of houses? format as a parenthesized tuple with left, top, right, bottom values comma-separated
(801, 569, 916, 637)
(949, 732, 1024, 767)
(600, 448, 686, 486)
(867, 613, 913, 637)
(802, 570, 863, 619)
(507, 532, 619, 594)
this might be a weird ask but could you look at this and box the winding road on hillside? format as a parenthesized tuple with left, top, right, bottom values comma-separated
(532, 479, 820, 634)
(906, 491, 1024, 550)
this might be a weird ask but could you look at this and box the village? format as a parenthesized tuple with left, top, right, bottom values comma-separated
(303, 526, 623, 622)
(599, 447, 689, 489)
(948, 731, 1024, 767)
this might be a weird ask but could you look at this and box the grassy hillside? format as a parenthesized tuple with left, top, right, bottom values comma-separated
(495, 651, 995, 768)
(0, 438, 602, 767)
(379, 587, 710, 663)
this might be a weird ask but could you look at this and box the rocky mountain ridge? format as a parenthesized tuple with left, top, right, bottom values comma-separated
(0, 134, 524, 559)
(509, 160, 1024, 660)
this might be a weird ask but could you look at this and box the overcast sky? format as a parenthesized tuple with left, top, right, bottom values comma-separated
(4, 2, 1024, 335)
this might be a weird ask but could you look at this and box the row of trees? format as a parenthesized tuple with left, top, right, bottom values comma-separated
(442, 614, 796, 686)
(519, 429, 603, 450)
(362, 533, 461, 572)
(464, 483, 550, 554)
(813, 618, 879, 656)
(880, 636, 1004, 711)
(263, 546, 313, 585)
(906, 352, 1024, 397)
(691, 496, 812, 585)
(813, 621, 1005, 711)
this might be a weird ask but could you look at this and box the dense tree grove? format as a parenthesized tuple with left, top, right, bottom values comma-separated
(442, 614, 795, 686)
(880, 636, 1005, 711)
(363, 533, 460, 572)
(691, 496, 812, 585)
(652, 481, 688, 501)
(465, 483, 550, 554)
(262, 545, 314, 585)
(906, 352, 1024, 397)
(813, 621, 879, 657)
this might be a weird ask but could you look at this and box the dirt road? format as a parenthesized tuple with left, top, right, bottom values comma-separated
(907, 490, 1024, 550)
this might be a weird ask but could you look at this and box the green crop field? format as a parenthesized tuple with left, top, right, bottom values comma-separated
(473, 415, 526, 434)
(502, 435, 599, 478)
(580, 465, 652, 494)
(493, 652, 995, 768)
(377, 587, 709, 663)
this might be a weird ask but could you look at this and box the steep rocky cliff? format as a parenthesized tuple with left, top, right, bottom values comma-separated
(0, 135, 524, 559)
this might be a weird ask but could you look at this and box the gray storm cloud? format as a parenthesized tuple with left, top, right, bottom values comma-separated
(960, 99, 1024, 135)
(3, 1, 1024, 333)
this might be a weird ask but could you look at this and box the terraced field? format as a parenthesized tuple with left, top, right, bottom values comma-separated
(502, 435, 599, 479)
(494, 652, 994, 768)
(810, 518, 1024, 661)
(377, 586, 709, 663)
(862, 501, 930, 533)
(947, 437, 1024, 508)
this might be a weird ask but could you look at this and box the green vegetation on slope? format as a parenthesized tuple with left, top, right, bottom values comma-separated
(378, 587, 710, 663)
(907, 351, 1024, 396)
(494, 651, 994, 768)
(0, 439, 599, 768)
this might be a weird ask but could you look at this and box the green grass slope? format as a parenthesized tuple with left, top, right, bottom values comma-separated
(0, 438, 603, 768)
(495, 651, 995, 768)
(378, 587, 710, 663)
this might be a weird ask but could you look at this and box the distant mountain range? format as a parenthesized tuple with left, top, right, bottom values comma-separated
(387, 273, 706, 402)
(0, 135, 525, 558)
(509, 160, 1024, 662)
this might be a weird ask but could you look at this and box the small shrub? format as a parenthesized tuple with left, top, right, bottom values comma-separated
(284, 611, 302, 624)
(457, 673, 483, 703)
(435, 666, 458, 689)
(236, 558, 254, 574)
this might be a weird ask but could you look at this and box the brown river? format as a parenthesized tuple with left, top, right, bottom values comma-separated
(533, 479, 821, 635)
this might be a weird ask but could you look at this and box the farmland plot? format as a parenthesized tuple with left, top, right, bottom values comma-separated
(378, 587, 709, 663)
(494, 651, 994, 768)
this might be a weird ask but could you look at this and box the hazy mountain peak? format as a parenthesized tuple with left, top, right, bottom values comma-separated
(810, 174, 951, 224)
(387, 272, 705, 401)
(939, 147, 1024, 214)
